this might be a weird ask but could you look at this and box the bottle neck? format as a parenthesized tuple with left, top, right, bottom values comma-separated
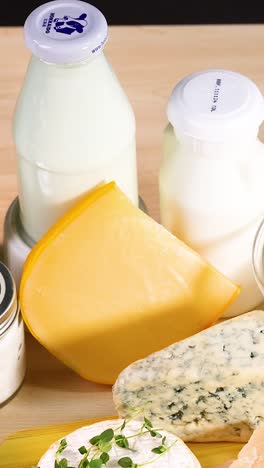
(174, 128, 260, 160)
(33, 49, 104, 68)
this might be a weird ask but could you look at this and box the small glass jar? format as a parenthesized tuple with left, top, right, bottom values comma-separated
(0, 261, 26, 405)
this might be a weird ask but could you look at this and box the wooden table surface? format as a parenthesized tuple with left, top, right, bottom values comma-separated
(1, 24, 264, 444)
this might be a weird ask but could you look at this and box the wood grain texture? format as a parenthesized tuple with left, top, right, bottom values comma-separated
(1, 24, 264, 445)
(0, 416, 243, 468)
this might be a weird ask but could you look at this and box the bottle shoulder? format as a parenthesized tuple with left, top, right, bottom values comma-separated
(162, 125, 264, 161)
(160, 127, 264, 209)
(13, 54, 136, 167)
(14, 53, 135, 121)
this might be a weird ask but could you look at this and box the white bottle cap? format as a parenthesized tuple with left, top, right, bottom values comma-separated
(167, 69, 264, 142)
(24, 0, 108, 64)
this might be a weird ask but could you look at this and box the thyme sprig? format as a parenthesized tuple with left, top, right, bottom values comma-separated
(32, 414, 178, 468)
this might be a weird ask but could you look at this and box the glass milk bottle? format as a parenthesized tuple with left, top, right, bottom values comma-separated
(13, 0, 138, 243)
(159, 69, 264, 318)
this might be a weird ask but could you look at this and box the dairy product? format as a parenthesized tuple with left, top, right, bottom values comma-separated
(20, 182, 239, 384)
(0, 262, 26, 405)
(113, 310, 264, 442)
(159, 69, 264, 317)
(13, 0, 138, 243)
(215, 424, 264, 467)
(37, 419, 201, 467)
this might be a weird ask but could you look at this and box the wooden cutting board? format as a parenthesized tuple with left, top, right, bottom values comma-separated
(0, 416, 243, 468)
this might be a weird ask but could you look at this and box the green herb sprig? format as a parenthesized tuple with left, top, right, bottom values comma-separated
(32, 413, 178, 468)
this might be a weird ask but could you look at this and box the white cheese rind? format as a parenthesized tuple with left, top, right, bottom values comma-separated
(38, 419, 200, 467)
(113, 310, 264, 442)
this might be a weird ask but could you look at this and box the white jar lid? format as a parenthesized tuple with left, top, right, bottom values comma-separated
(24, 0, 108, 64)
(167, 69, 264, 142)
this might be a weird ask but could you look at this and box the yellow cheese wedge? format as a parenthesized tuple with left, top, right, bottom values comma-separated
(20, 182, 240, 384)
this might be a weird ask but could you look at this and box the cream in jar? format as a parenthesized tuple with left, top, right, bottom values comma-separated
(0, 261, 26, 405)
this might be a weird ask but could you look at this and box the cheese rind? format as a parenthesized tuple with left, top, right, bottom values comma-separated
(37, 419, 201, 468)
(113, 310, 264, 442)
(215, 423, 264, 467)
(20, 182, 239, 384)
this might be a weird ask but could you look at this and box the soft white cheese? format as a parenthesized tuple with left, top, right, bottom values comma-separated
(38, 419, 200, 467)
(113, 310, 264, 442)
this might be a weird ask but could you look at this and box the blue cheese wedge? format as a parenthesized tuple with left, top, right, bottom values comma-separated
(113, 310, 264, 442)
(37, 419, 200, 467)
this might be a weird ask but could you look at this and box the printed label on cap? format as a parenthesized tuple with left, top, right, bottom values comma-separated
(41, 8, 88, 39)
(182, 71, 250, 117)
(24, 1, 109, 62)
(210, 78, 222, 113)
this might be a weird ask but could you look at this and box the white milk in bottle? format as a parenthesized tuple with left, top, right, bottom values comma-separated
(160, 69, 264, 317)
(13, 0, 138, 243)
